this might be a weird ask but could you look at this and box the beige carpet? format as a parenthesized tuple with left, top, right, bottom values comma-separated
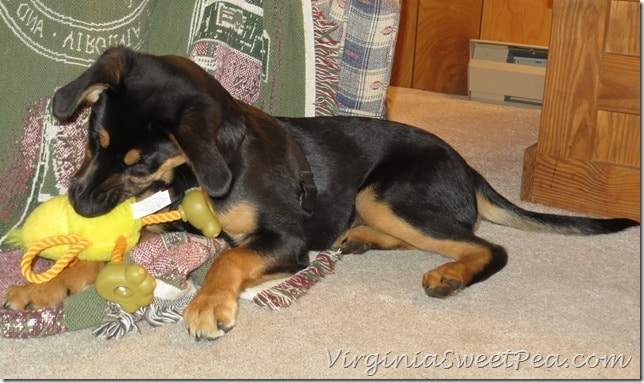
(1, 87, 639, 379)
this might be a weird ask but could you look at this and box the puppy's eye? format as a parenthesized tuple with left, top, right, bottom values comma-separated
(123, 149, 141, 166)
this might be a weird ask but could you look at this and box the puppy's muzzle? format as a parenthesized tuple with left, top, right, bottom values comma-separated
(68, 178, 124, 217)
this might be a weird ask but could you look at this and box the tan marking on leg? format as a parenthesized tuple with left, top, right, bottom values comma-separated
(355, 187, 494, 296)
(334, 224, 414, 253)
(183, 247, 266, 340)
(4, 261, 105, 310)
(421, 245, 493, 297)
(355, 187, 474, 257)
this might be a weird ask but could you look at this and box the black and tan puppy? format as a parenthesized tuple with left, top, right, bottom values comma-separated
(4, 46, 638, 340)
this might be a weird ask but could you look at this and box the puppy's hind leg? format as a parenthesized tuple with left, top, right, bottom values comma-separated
(418, 238, 508, 297)
(333, 224, 415, 254)
(354, 187, 507, 297)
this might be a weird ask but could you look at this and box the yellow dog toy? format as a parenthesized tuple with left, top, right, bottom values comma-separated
(8, 188, 221, 312)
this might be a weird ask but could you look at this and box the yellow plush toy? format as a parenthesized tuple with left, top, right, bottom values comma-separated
(11, 195, 142, 262)
(7, 188, 222, 313)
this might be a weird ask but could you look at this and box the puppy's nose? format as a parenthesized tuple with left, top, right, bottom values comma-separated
(70, 201, 104, 218)
(68, 185, 116, 218)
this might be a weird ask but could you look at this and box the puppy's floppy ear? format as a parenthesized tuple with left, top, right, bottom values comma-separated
(173, 100, 242, 198)
(52, 46, 133, 120)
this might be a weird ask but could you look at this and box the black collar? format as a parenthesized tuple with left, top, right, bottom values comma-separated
(290, 139, 317, 219)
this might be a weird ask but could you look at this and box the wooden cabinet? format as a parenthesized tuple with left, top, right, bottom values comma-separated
(390, 0, 483, 94)
(521, 0, 640, 221)
(391, 0, 552, 95)
(480, 0, 553, 47)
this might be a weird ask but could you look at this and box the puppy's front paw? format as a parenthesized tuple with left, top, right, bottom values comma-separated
(3, 283, 68, 310)
(3, 260, 103, 310)
(183, 291, 237, 341)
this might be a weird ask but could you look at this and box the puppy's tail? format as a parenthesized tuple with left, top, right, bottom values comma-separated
(475, 178, 639, 235)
